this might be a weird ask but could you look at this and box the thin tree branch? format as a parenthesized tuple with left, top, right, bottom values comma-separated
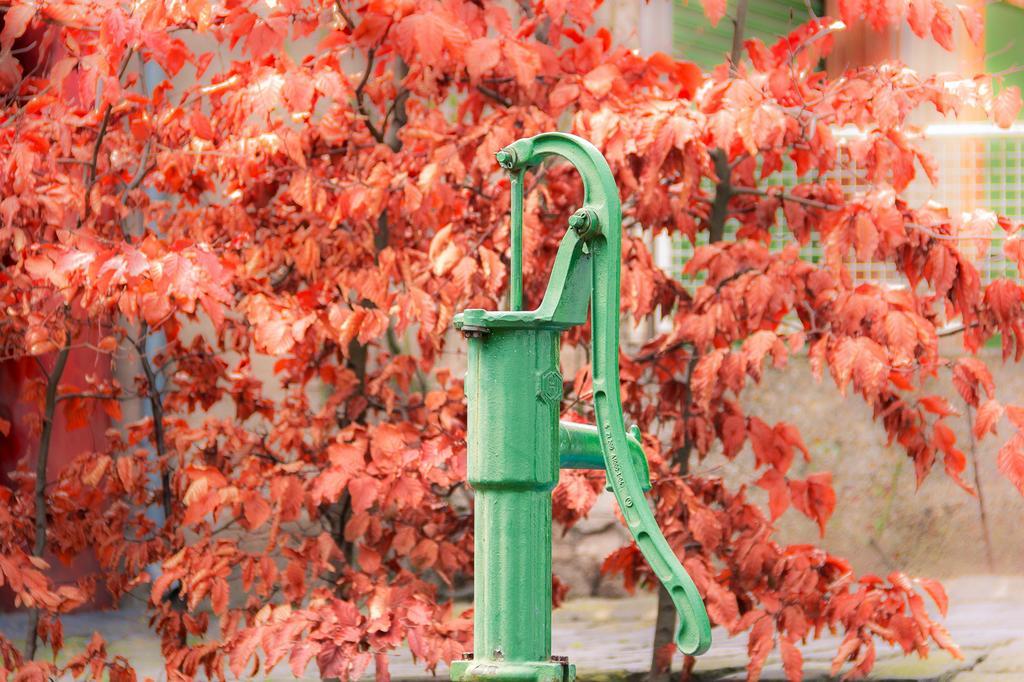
(964, 402, 996, 572)
(25, 333, 71, 660)
(120, 138, 153, 198)
(131, 323, 187, 647)
(384, 58, 410, 153)
(132, 325, 172, 523)
(56, 392, 131, 402)
(81, 104, 113, 222)
(333, 0, 356, 30)
(730, 186, 980, 241)
(476, 84, 512, 107)
(460, 183, 497, 201)
(729, 0, 751, 75)
(707, 148, 732, 242)
(81, 48, 134, 224)
(731, 185, 834, 209)
(354, 40, 388, 144)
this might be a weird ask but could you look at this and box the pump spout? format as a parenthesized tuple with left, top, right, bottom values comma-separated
(558, 421, 650, 491)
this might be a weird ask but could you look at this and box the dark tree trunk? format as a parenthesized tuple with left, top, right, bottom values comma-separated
(649, 583, 678, 681)
(24, 339, 71, 660)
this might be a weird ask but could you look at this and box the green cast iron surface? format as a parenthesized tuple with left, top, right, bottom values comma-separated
(453, 132, 711, 681)
(558, 422, 650, 491)
(465, 328, 559, 663)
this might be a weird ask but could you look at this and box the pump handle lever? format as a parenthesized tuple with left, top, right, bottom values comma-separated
(496, 133, 711, 656)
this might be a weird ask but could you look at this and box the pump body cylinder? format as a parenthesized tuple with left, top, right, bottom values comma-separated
(463, 326, 561, 668)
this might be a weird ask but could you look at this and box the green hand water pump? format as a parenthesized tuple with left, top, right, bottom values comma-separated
(451, 133, 711, 681)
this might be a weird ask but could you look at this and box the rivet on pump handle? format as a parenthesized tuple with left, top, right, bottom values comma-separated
(452, 133, 710, 682)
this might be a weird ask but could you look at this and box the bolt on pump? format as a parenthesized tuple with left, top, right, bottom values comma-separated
(451, 133, 711, 682)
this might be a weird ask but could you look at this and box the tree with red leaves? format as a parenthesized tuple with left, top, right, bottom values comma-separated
(0, 0, 1022, 680)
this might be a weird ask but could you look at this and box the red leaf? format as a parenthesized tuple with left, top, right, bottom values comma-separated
(689, 504, 723, 549)
(701, 0, 727, 27)
(229, 628, 262, 679)
(755, 468, 790, 520)
(933, 421, 971, 491)
(749, 417, 793, 474)
(692, 349, 726, 409)
(956, 4, 984, 45)
(830, 336, 889, 398)
(746, 615, 774, 680)
(721, 413, 747, 459)
(931, 0, 955, 50)
(282, 72, 315, 114)
(997, 434, 1024, 495)
(290, 641, 319, 678)
(479, 245, 507, 295)
(429, 225, 462, 277)
(601, 545, 640, 593)
(542, 0, 569, 22)
(348, 476, 380, 513)
(930, 622, 962, 658)
(370, 423, 407, 471)
(674, 61, 703, 99)
(932, 421, 956, 453)
(465, 37, 500, 82)
(952, 357, 995, 406)
(211, 578, 229, 615)
(789, 472, 836, 536)
(908, 0, 936, 38)
(780, 636, 803, 682)
(101, 399, 122, 421)
(974, 399, 1003, 439)
(831, 632, 862, 675)
(742, 330, 785, 381)
(776, 422, 809, 461)
(651, 642, 675, 676)
(61, 393, 91, 431)
(311, 468, 350, 505)
(916, 577, 949, 617)
(993, 86, 1023, 129)
(243, 495, 272, 529)
(582, 64, 620, 98)
(143, 31, 189, 77)
(549, 81, 580, 111)
(246, 19, 285, 59)
(23, 255, 53, 280)
(1007, 404, 1024, 430)
(838, 0, 863, 26)
(885, 312, 919, 365)
(410, 538, 438, 569)
(919, 395, 956, 417)
(0, 4, 34, 50)
(395, 11, 469, 65)
(190, 110, 215, 141)
(704, 576, 740, 627)
(854, 212, 879, 260)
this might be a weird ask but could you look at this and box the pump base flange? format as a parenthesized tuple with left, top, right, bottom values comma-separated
(450, 659, 575, 681)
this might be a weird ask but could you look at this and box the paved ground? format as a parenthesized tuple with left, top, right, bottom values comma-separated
(2, 576, 1021, 680)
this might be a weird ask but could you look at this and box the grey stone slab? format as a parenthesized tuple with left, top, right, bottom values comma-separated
(2, 576, 1022, 680)
(969, 639, 1024, 675)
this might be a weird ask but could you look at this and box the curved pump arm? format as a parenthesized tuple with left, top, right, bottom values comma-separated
(462, 132, 712, 656)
